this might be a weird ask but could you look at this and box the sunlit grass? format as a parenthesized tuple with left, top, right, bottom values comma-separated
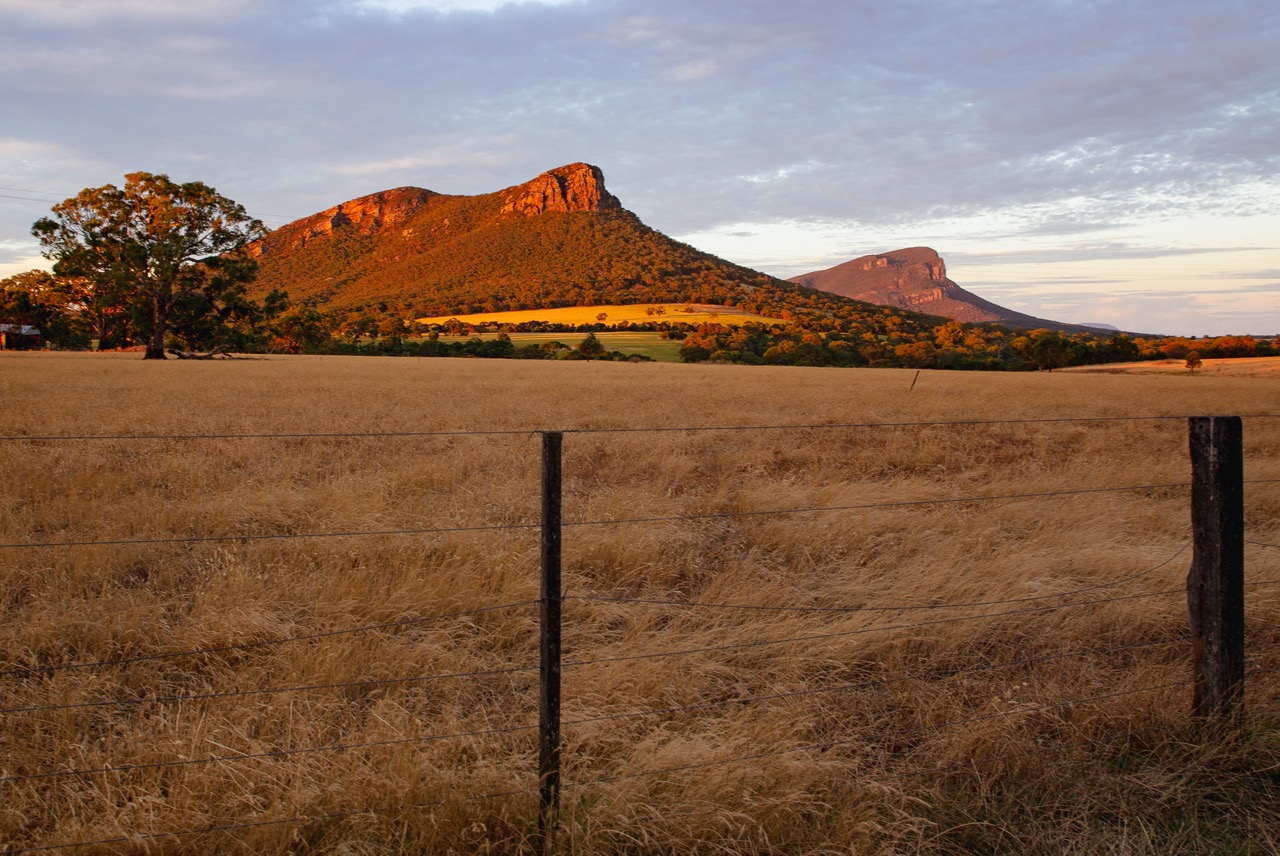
(1, 351, 1277, 854)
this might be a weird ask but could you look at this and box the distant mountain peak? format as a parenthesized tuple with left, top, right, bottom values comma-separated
(791, 248, 1098, 333)
(499, 162, 620, 217)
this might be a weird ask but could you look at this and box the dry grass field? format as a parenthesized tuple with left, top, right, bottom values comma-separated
(1, 351, 1278, 855)
(1062, 356, 1280, 378)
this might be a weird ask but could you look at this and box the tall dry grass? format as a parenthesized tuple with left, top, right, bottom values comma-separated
(1, 351, 1278, 854)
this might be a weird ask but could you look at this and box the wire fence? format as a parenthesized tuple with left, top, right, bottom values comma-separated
(1, 414, 1277, 853)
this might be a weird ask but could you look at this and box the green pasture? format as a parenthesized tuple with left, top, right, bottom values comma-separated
(438, 331, 683, 362)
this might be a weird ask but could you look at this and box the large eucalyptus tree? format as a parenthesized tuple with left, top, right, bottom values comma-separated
(33, 172, 268, 359)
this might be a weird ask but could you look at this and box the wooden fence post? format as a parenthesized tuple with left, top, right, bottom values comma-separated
(1187, 416, 1245, 722)
(538, 431, 563, 853)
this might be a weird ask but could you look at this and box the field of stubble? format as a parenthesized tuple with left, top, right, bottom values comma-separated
(2, 351, 1278, 855)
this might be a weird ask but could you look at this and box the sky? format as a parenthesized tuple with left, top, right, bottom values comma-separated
(2, 0, 1278, 337)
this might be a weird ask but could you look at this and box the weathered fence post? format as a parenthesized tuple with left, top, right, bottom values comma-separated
(1187, 416, 1245, 722)
(538, 431, 563, 853)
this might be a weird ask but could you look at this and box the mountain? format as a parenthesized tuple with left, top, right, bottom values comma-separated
(247, 162, 881, 323)
(789, 247, 1097, 333)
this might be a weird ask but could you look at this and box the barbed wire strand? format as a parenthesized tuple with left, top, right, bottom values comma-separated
(0, 663, 537, 717)
(6, 577, 1273, 719)
(4, 573, 1240, 719)
(2, 681, 1192, 853)
(563, 588, 1186, 671)
(0, 427, 539, 443)
(564, 682, 1186, 791)
(568, 540, 1192, 614)
(564, 415, 1280, 435)
(12, 412, 1280, 444)
(0, 519, 539, 551)
(2, 636, 1181, 785)
(2, 786, 536, 855)
(0, 481, 1190, 551)
(0, 600, 539, 679)
(4, 588, 1187, 717)
(562, 636, 1185, 727)
(0, 721, 539, 785)
(563, 482, 1191, 532)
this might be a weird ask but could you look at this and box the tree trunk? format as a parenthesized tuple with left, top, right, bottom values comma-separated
(144, 295, 167, 359)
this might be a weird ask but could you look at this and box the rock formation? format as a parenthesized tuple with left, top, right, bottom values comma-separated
(791, 247, 1095, 332)
(499, 162, 621, 216)
(248, 187, 438, 256)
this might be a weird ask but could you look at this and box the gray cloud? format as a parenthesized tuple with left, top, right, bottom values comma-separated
(2, 0, 1278, 335)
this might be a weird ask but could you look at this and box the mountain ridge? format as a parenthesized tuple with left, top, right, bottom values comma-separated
(246, 162, 940, 329)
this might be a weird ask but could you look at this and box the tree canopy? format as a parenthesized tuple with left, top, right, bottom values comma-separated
(32, 172, 270, 358)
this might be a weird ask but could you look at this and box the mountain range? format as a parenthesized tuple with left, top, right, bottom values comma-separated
(248, 162, 1077, 333)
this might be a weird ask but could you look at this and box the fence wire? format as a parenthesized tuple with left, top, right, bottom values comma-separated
(2, 415, 1273, 854)
(0, 600, 538, 679)
(2, 636, 1183, 786)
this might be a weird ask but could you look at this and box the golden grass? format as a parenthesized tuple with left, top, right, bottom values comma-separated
(2, 351, 1278, 854)
(1061, 355, 1280, 377)
(416, 303, 782, 327)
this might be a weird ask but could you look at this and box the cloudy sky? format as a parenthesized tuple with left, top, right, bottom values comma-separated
(2, 0, 1277, 336)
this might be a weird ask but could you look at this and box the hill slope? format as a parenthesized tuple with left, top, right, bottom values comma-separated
(246, 164, 949, 336)
(789, 247, 1098, 333)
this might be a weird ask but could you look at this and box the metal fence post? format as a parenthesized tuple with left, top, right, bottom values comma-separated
(1187, 416, 1245, 722)
(538, 431, 563, 852)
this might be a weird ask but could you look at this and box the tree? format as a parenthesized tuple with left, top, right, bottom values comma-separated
(32, 172, 267, 359)
(1185, 350, 1203, 372)
(1029, 330, 1073, 371)
(575, 332, 608, 359)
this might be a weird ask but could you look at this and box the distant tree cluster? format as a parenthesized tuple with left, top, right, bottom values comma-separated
(671, 320, 1278, 370)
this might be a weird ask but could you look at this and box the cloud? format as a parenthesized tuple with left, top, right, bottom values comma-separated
(948, 244, 1262, 266)
(353, 0, 582, 13)
(1, 0, 1278, 337)
(0, 0, 254, 23)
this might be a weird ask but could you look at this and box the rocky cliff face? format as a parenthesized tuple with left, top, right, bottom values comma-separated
(500, 162, 621, 216)
(249, 187, 438, 257)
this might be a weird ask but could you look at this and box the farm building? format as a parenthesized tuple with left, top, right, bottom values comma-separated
(0, 324, 42, 350)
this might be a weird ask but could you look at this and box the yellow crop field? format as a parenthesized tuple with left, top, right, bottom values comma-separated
(417, 302, 783, 327)
(2, 351, 1278, 854)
